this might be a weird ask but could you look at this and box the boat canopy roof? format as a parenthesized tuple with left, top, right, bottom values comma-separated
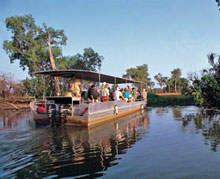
(33, 69, 144, 84)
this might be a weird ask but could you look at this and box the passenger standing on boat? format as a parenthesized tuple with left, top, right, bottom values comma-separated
(124, 87, 130, 102)
(132, 88, 137, 102)
(109, 87, 114, 101)
(142, 89, 148, 101)
(114, 87, 122, 101)
(88, 85, 97, 103)
(127, 85, 132, 93)
(101, 84, 110, 102)
(121, 88, 125, 101)
(70, 79, 82, 97)
(95, 89, 100, 102)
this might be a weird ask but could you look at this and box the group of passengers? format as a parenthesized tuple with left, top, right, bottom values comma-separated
(86, 82, 148, 103)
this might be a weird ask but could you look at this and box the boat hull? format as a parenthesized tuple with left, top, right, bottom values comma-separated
(30, 102, 50, 125)
(30, 100, 147, 127)
(66, 100, 147, 128)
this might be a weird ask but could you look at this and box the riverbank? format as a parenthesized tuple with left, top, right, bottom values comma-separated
(147, 93, 195, 106)
(0, 97, 33, 110)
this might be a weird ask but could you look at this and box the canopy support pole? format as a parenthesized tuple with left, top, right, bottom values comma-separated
(98, 73, 101, 87)
(43, 76, 45, 101)
(141, 83, 143, 100)
(114, 77, 116, 88)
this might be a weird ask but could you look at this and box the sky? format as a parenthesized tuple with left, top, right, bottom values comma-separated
(1, 0, 220, 85)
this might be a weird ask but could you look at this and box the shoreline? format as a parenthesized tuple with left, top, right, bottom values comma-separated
(0, 97, 33, 111)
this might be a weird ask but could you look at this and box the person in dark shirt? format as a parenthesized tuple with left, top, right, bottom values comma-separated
(88, 85, 97, 102)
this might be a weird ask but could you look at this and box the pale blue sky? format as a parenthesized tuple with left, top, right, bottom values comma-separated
(1, 0, 220, 83)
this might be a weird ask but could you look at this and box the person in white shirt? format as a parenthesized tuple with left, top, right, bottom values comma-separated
(114, 87, 122, 101)
(142, 89, 148, 101)
(101, 84, 110, 101)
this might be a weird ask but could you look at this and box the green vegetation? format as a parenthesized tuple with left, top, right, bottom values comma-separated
(3, 15, 104, 97)
(191, 53, 220, 107)
(147, 93, 195, 106)
(123, 64, 154, 89)
(153, 69, 192, 95)
(2, 14, 220, 108)
(3, 15, 68, 95)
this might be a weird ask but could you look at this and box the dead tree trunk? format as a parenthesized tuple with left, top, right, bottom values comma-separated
(46, 35, 60, 96)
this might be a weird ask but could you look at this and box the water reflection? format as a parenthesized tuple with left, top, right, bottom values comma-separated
(0, 110, 149, 178)
(172, 107, 182, 118)
(0, 110, 30, 130)
(172, 106, 220, 152)
(155, 107, 169, 115)
(4, 106, 220, 178)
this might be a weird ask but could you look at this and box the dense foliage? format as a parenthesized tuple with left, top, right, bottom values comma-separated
(3, 15, 104, 97)
(147, 93, 194, 106)
(192, 53, 220, 107)
(153, 69, 190, 94)
(3, 15, 67, 73)
(123, 64, 153, 89)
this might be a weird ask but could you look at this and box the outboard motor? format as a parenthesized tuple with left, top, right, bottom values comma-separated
(48, 104, 57, 126)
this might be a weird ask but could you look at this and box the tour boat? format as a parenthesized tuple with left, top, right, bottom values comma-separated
(30, 70, 147, 127)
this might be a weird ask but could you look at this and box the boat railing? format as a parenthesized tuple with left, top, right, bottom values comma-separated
(32, 100, 72, 115)
(87, 100, 146, 121)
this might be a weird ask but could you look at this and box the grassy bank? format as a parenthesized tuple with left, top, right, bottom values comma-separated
(147, 93, 195, 106)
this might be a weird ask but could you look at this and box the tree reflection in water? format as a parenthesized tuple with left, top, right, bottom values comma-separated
(155, 107, 169, 115)
(172, 106, 220, 152)
(0, 110, 150, 178)
(0, 110, 30, 130)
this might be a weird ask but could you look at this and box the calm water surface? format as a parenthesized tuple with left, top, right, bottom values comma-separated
(1, 106, 220, 178)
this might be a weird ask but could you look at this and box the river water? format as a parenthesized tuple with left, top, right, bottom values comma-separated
(1, 106, 220, 178)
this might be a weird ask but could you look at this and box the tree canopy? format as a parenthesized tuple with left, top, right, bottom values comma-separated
(123, 64, 152, 89)
(3, 15, 68, 95)
(3, 14, 67, 74)
(66, 48, 103, 71)
(171, 68, 181, 92)
(154, 73, 167, 90)
(3, 14, 104, 97)
(192, 53, 220, 107)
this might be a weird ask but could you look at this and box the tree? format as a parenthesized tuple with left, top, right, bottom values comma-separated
(216, 0, 220, 9)
(154, 73, 167, 91)
(66, 48, 104, 71)
(3, 15, 39, 72)
(38, 23, 67, 95)
(171, 68, 181, 92)
(0, 72, 25, 98)
(192, 53, 220, 107)
(123, 64, 152, 89)
(3, 14, 67, 96)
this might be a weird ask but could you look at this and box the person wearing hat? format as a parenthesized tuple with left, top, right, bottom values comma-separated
(114, 87, 122, 101)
